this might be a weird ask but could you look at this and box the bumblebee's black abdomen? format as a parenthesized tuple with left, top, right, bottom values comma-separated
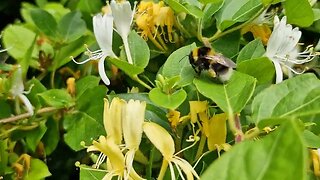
(211, 63, 229, 74)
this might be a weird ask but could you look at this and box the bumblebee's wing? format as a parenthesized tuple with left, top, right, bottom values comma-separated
(205, 54, 236, 68)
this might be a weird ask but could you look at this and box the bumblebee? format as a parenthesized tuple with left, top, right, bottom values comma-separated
(189, 46, 236, 82)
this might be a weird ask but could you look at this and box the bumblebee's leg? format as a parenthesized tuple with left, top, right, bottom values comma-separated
(208, 68, 217, 78)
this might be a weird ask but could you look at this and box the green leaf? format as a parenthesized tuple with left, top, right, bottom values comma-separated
(0, 100, 12, 119)
(64, 112, 105, 151)
(202, 1, 224, 29)
(25, 158, 51, 180)
(42, 118, 60, 155)
(201, 120, 307, 180)
(194, 71, 256, 113)
(212, 31, 240, 58)
(261, 0, 282, 6)
(237, 57, 275, 85)
(76, 85, 107, 124)
(75, 75, 101, 99)
(38, 89, 74, 108)
(283, 0, 314, 27)
(149, 88, 187, 109)
(162, 43, 197, 86)
(109, 58, 144, 76)
(80, 165, 106, 180)
(200, 0, 224, 4)
(0, 139, 9, 175)
(25, 121, 47, 152)
(215, 0, 263, 31)
(30, 9, 58, 37)
(128, 31, 150, 68)
(303, 130, 320, 148)
(252, 74, 320, 124)
(237, 39, 265, 63)
(57, 11, 87, 43)
(26, 78, 47, 109)
(51, 35, 94, 70)
(313, 9, 320, 21)
(164, 0, 203, 18)
(2, 25, 36, 60)
(77, 0, 103, 14)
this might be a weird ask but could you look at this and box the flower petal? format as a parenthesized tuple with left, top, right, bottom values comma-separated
(110, 0, 135, 38)
(143, 122, 175, 160)
(98, 56, 111, 85)
(122, 100, 146, 149)
(93, 13, 116, 57)
(273, 60, 283, 83)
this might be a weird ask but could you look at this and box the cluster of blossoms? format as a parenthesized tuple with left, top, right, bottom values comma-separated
(85, 98, 199, 179)
(135, 1, 176, 52)
(72, 0, 136, 86)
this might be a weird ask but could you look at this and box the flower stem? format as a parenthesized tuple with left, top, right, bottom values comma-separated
(132, 75, 152, 90)
(195, 132, 206, 160)
(123, 36, 133, 64)
(158, 159, 169, 180)
(146, 147, 155, 180)
(0, 107, 60, 124)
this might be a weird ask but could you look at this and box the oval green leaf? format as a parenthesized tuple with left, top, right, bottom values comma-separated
(194, 71, 256, 113)
(149, 88, 187, 109)
(30, 8, 57, 37)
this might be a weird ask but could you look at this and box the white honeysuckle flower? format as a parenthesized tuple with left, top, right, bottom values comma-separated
(110, 0, 136, 64)
(10, 67, 34, 115)
(72, 12, 116, 86)
(265, 16, 316, 83)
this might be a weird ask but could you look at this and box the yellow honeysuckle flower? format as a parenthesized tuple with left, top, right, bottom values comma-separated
(241, 24, 271, 45)
(122, 99, 146, 179)
(135, 1, 175, 51)
(143, 122, 200, 180)
(167, 109, 181, 128)
(207, 113, 228, 151)
(104, 98, 124, 145)
(87, 136, 126, 178)
(189, 101, 208, 123)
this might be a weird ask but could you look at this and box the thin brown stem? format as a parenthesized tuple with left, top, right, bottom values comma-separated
(0, 107, 59, 124)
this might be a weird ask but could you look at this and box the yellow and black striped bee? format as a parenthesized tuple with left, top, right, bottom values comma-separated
(189, 46, 236, 82)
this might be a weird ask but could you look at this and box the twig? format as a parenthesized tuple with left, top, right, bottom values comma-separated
(0, 107, 59, 124)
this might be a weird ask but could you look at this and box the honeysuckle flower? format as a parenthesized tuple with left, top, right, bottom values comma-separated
(72, 11, 116, 86)
(206, 113, 227, 151)
(110, 0, 136, 64)
(122, 99, 146, 179)
(310, 149, 320, 176)
(135, 1, 175, 51)
(87, 136, 126, 179)
(189, 101, 208, 123)
(104, 98, 124, 145)
(10, 67, 34, 115)
(265, 16, 317, 83)
(143, 122, 200, 180)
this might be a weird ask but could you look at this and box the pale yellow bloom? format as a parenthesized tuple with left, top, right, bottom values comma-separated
(143, 122, 200, 180)
(189, 101, 208, 123)
(135, 1, 176, 51)
(122, 99, 146, 179)
(207, 113, 228, 151)
(104, 98, 124, 145)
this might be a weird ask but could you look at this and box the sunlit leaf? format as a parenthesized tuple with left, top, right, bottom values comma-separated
(252, 74, 320, 124)
(194, 71, 256, 114)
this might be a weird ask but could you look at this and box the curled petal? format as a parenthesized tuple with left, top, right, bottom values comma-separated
(98, 56, 110, 85)
(18, 94, 34, 115)
(273, 61, 283, 84)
